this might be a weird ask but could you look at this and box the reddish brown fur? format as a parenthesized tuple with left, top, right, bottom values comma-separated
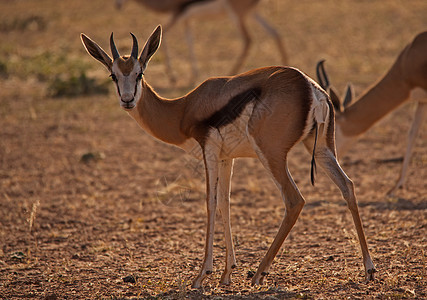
(337, 31, 427, 137)
(117, 56, 135, 75)
(81, 27, 375, 288)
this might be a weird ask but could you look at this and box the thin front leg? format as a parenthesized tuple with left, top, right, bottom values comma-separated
(388, 101, 426, 195)
(217, 159, 236, 285)
(315, 148, 376, 281)
(192, 147, 220, 288)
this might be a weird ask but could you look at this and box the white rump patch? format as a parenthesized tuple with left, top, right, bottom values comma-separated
(302, 81, 330, 140)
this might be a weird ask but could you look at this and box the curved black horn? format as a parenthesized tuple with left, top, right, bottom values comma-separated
(130, 32, 138, 59)
(316, 59, 329, 90)
(110, 33, 120, 60)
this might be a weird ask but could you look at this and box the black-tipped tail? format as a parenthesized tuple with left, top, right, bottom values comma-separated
(310, 123, 318, 186)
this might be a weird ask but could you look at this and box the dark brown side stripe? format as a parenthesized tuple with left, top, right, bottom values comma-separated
(202, 87, 262, 130)
(191, 87, 262, 146)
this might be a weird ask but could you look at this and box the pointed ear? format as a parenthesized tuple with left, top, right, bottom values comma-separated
(329, 87, 343, 113)
(343, 83, 353, 108)
(139, 25, 162, 71)
(81, 33, 113, 71)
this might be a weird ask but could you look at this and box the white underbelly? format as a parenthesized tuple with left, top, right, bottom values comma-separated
(217, 124, 257, 159)
(217, 102, 257, 159)
(177, 128, 256, 160)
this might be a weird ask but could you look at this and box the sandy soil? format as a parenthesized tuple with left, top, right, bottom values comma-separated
(0, 0, 426, 299)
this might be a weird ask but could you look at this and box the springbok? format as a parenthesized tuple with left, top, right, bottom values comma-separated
(316, 31, 427, 195)
(115, 0, 288, 83)
(81, 26, 375, 288)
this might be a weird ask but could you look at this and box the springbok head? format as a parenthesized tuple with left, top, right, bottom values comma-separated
(81, 26, 162, 110)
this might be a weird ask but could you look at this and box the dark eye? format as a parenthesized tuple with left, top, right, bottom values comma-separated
(136, 73, 143, 80)
(110, 74, 118, 82)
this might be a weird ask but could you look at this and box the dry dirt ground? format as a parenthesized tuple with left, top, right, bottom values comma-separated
(0, 0, 426, 299)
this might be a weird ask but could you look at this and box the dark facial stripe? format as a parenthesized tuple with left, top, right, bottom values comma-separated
(114, 77, 139, 100)
(202, 87, 262, 129)
(134, 80, 138, 98)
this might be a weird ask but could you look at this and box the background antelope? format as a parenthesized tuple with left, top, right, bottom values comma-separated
(115, 0, 288, 84)
(316, 31, 427, 195)
(81, 25, 375, 287)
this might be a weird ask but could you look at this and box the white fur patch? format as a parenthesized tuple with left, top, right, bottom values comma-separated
(112, 60, 142, 108)
(215, 103, 257, 159)
(302, 81, 330, 140)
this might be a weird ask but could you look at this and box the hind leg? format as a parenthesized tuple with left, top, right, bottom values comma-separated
(314, 146, 376, 281)
(249, 147, 305, 285)
(252, 165, 305, 285)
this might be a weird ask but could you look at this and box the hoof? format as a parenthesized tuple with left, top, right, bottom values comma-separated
(251, 273, 266, 286)
(220, 265, 237, 286)
(192, 270, 212, 289)
(366, 268, 377, 282)
(219, 279, 232, 286)
(191, 280, 202, 289)
(220, 272, 232, 286)
(251, 277, 264, 286)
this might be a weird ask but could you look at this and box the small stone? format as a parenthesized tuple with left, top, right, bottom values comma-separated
(44, 294, 58, 300)
(123, 275, 137, 283)
(11, 251, 26, 261)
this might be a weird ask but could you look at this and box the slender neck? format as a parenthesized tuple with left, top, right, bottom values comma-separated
(128, 80, 188, 145)
(338, 66, 411, 137)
